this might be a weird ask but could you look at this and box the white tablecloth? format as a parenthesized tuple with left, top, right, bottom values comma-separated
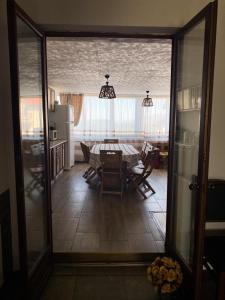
(90, 143, 140, 169)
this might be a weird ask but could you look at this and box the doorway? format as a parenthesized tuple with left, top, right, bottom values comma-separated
(46, 37, 172, 258)
(7, 0, 217, 298)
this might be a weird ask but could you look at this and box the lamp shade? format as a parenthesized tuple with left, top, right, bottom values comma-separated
(142, 91, 153, 107)
(99, 74, 116, 99)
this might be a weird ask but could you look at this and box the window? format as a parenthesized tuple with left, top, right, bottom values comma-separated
(20, 97, 44, 139)
(75, 95, 170, 141)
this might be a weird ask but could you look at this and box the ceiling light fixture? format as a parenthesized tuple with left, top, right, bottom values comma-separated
(142, 90, 153, 107)
(99, 74, 116, 99)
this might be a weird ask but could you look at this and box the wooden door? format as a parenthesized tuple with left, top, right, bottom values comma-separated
(166, 2, 217, 299)
(7, 1, 52, 298)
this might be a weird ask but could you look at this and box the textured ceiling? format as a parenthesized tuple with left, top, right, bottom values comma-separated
(18, 40, 45, 97)
(47, 37, 172, 96)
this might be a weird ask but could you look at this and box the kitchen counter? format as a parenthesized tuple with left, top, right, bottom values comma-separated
(50, 139, 67, 149)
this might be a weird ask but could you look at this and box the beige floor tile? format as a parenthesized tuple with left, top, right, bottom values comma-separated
(71, 233, 100, 252)
(52, 164, 167, 253)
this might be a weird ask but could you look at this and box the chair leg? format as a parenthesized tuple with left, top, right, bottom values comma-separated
(126, 173, 145, 199)
(83, 167, 94, 178)
(83, 169, 88, 178)
(143, 179, 155, 194)
(86, 170, 97, 182)
(131, 178, 148, 199)
(87, 169, 96, 179)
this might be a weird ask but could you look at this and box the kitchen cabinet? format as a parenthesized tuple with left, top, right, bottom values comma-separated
(50, 140, 66, 183)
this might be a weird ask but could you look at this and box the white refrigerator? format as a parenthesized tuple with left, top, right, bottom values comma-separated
(49, 104, 75, 169)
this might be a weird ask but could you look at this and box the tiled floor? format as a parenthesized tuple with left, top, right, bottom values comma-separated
(51, 163, 167, 253)
(41, 265, 160, 300)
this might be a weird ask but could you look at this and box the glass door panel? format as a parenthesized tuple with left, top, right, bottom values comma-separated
(16, 16, 48, 273)
(173, 20, 206, 268)
(167, 5, 217, 297)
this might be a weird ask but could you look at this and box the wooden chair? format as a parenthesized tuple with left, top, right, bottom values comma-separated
(127, 150, 156, 199)
(204, 179, 225, 300)
(137, 142, 155, 169)
(136, 141, 150, 169)
(103, 139, 119, 144)
(99, 150, 123, 199)
(139, 141, 147, 164)
(24, 143, 45, 195)
(80, 142, 96, 180)
(159, 142, 169, 168)
(148, 141, 165, 169)
(145, 143, 160, 169)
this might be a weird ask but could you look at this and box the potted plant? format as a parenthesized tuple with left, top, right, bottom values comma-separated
(147, 256, 183, 299)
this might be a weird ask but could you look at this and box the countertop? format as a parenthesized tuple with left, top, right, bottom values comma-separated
(50, 139, 67, 149)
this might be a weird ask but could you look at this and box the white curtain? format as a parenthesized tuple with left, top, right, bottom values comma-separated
(60, 93, 84, 125)
(75, 95, 170, 140)
(114, 97, 137, 136)
(142, 97, 170, 139)
(76, 96, 111, 138)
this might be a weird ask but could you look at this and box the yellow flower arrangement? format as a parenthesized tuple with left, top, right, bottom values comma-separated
(147, 256, 183, 294)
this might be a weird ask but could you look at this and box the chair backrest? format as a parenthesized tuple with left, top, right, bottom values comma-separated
(146, 142, 154, 149)
(104, 139, 119, 144)
(145, 146, 160, 168)
(150, 148, 160, 163)
(141, 142, 147, 151)
(135, 150, 156, 183)
(80, 142, 90, 162)
(100, 150, 123, 194)
(145, 143, 154, 154)
(100, 150, 122, 171)
(206, 179, 225, 222)
(140, 142, 147, 160)
(142, 149, 159, 171)
(141, 142, 154, 163)
(144, 149, 153, 165)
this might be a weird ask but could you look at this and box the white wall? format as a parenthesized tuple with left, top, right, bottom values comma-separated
(0, 0, 19, 269)
(17, 0, 209, 27)
(208, 0, 225, 179)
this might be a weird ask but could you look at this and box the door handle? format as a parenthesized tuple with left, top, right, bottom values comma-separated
(189, 183, 200, 191)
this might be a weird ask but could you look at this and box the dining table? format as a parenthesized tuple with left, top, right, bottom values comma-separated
(89, 143, 140, 169)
